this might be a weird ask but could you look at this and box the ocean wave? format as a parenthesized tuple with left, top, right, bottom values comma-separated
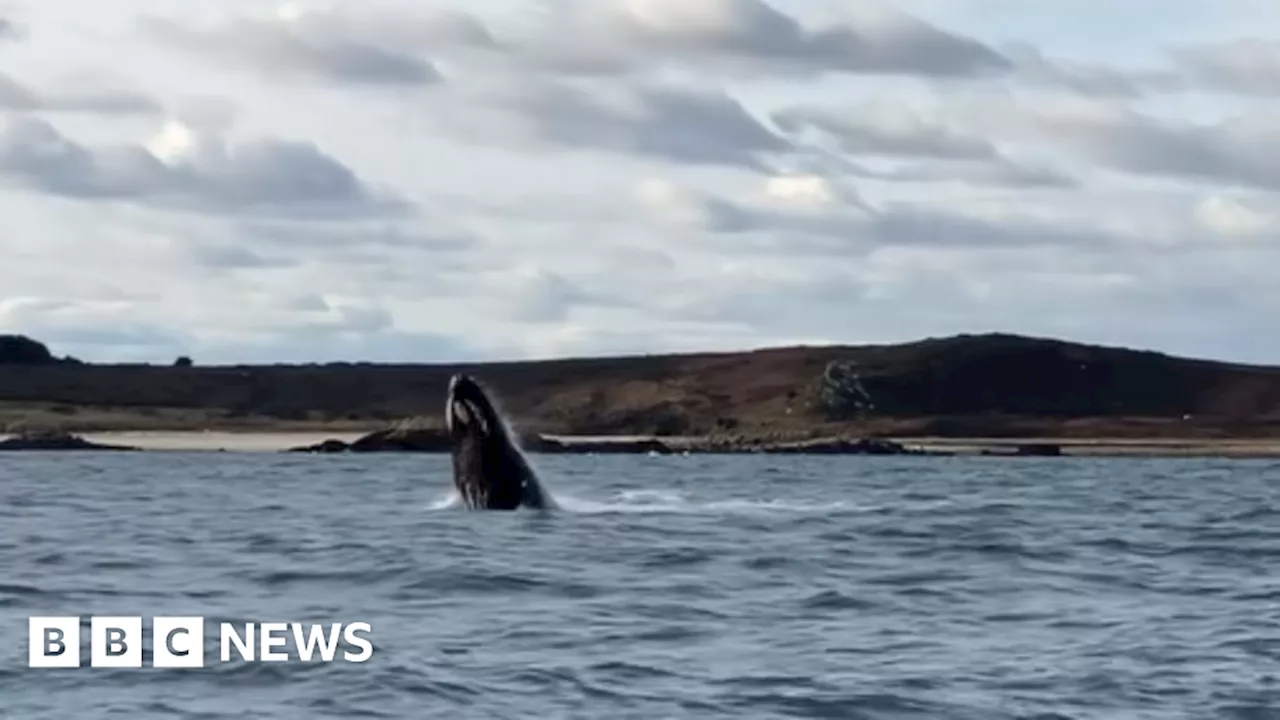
(2, 453, 1277, 719)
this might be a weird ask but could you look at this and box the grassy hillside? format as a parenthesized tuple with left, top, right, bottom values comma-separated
(3, 332, 1280, 438)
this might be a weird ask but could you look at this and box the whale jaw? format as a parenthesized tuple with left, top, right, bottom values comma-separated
(445, 373, 547, 511)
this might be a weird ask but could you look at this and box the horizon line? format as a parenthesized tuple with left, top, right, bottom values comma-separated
(8, 330, 1277, 371)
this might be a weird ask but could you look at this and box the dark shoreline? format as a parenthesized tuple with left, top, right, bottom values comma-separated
(5, 332, 1280, 445)
(5, 429, 1280, 457)
(284, 431, 953, 456)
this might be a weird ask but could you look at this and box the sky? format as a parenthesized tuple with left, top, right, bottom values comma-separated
(0, 0, 1278, 365)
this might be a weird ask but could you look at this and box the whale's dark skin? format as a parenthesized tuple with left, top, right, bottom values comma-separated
(445, 373, 550, 510)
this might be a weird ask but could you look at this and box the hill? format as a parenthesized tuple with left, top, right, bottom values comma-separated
(0, 334, 58, 365)
(2, 332, 1280, 438)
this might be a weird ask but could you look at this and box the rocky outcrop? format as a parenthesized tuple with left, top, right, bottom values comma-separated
(531, 437, 676, 454)
(289, 424, 547, 453)
(0, 429, 138, 451)
(289, 426, 450, 453)
(750, 437, 924, 455)
(818, 359, 874, 421)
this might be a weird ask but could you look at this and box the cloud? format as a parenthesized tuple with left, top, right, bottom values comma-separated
(1173, 38, 1280, 96)
(426, 79, 792, 169)
(0, 117, 408, 218)
(1001, 101, 1280, 191)
(184, 242, 299, 271)
(774, 104, 998, 161)
(771, 103, 1076, 189)
(510, 0, 1011, 79)
(142, 13, 443, 87)
(864, 157, 1076, 189)
(475, 266, 598, 324)
(154, 1, 1012, 84)
(0, 72, 159, 115)
(1192, 194, 1279, 240)
(4, 0, 1280, 366)
(635, 177, 1125, 258)
(1000, 43, 1167, 97)
(0, 292, 483, 364)
(0, 297, 190, 360)
(276, 6, 499, 52)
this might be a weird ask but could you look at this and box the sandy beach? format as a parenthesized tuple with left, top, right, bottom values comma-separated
(74, 431, 367, 452)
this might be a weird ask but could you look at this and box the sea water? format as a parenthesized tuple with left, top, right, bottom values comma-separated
(0, 452, 1277, 719)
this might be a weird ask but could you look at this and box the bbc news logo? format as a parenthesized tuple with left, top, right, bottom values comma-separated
(28, 616, 373, 668)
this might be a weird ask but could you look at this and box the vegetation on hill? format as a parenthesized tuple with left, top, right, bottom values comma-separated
(1, 332, 1279, 438)
(0, 335, 56, 365)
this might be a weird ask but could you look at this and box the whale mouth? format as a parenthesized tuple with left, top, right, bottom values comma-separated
(446, 373, 493, 437)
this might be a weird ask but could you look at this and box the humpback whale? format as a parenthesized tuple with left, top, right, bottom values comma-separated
(445, 373, 552, 510)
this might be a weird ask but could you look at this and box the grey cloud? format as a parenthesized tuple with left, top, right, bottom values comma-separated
(187, 243, 299, 271)
(475, 265, 642, 326)
(37, 324, 188, 353)
(195, 329, 484, 365)
(1173, 38, 1280, 96)
(22, 313, 476, 365)
(502, 269, 591, 324)
(864, 204, 1121, 252)
(331, 8, 499, 52)
(0, 117, 408, 218)
(9, 314, 195, 362)
(865, 158, 1076, 189)
(240, 221, 477, 254)
(518, 0, 1010, 79)
(774, 106, 998, 160)
(986, 39, 1280, 100)
(0, 72, 159, 115)
(157, 2, 1010, 83)
(436, 80, 791, 169)
(773, 106, 1075, 189)
(658, 268, 872, 330)
(317, 303, 394, 335)
(1001, 43, 1164, 97)
(1002, 38, 1280, 100)
(223, 220, 480, 275)
(642, 182, 1123, 255)
(142, 16, 441, 87)
(1029, 107, 1280, 191)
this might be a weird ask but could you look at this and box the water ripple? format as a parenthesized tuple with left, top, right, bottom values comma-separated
(0, 452, 1277, 719)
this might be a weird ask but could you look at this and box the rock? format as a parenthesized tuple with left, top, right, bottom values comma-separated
(753, 437, 923, 455)
(349, 427, 452, 452)
(533, 437, 676, 454)
(291, 419, 543, 453)
(818, 359, 875, 420)
(0, 429, 138, 451)
(287, 428, 449, 453)
(287, 439, 352, 454)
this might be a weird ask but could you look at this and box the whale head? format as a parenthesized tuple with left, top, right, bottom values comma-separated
(445, 373, 545, 510)
(446, 373, 503, 444)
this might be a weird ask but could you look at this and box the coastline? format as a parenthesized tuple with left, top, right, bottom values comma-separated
(3, 430, 1280, 457)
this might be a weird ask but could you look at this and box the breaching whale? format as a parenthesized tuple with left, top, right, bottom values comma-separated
(445, 373, 552, 510)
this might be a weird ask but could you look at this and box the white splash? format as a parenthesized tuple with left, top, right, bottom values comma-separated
(550, 489, 851, 516)
(428, 491, 462, 510)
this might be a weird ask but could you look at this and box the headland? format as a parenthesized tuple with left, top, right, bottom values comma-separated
(3, 331, 1279, 457)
